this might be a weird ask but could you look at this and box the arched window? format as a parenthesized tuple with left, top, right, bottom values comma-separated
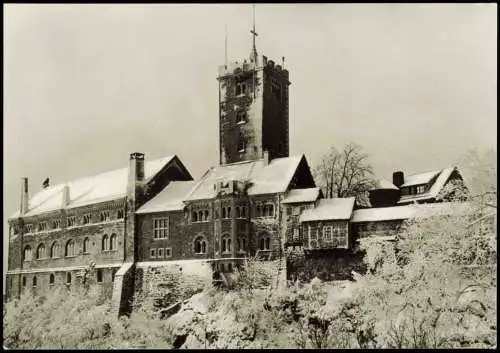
(235, 207, 241, 218)
(194, 236, 207, 254)
(65, 239, 75, 257)
(204, 210, 209, 222)
(22, 276, 26, 287)
(83, 237, 90, 254)
(192, 211, 198, 223)
(227, 207, 232, 218)
(36, 243, 46, 260)
(49, 274, 55, 285)
(110, 234, 117, 251)
(256, 204, 261, 217)
(237, 237, 246, 252)
(117, 209, 124, 219)
(50, 242, 59, 258)
(97, 269, 103, 283)
(241, 206, 246, 218)
(32, 276, 37, 287)
(23, 246, 32, 261)
(66, 272, 72, 284)
(237, 134, 246, 152)
(259, 233, 271, 251)
(102, 234, 109, 251)
(112, 268, 117, 282)
(198, 211, 203, 222)
(222, 207, 226, 219)
(222, 234, 231, 253)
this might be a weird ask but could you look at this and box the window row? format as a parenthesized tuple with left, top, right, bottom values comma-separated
(20, 210, 124, 234)
(191, 210, 210, 223)
(23, 234, 118, 261)
(153, 217, 169, 239)
(22, 268, 118, 287)
(150, 247, 172, 259)
(255, 203, 275, 218)
(307, 224, 348, 248)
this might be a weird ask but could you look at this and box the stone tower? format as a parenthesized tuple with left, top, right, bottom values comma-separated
(217, 24, 290, 165)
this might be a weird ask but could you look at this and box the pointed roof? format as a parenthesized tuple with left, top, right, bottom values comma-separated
(372, 178, 399, 190)
(136, 181, 197, 214)
(183, 155, 306, 201)
(300, 197, 356, 222)
(351, 201, 471, 223)
(401, 169, 441, 187)
(398, 167, 457, 204)
(282, 188, 321, 204)
(10, 155, 185, 219)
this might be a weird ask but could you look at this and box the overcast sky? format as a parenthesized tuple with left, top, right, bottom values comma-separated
(3, 4, 497, 286)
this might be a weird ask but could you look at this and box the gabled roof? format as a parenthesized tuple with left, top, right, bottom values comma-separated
(401, 169, 441, 187)
(398, 167, 456, 204)
(299, 197, 355, 222)
(184, 155, 306, 201)
(372, 178, 399, 190)
(11, 155, 181, 219)
(282, 187, 321, 204)
(136, 181, 197, 214)
(351, 201, 471, 223)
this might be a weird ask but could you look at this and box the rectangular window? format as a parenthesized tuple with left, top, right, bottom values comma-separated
(150, 248, 157, 258)
(165, 248, 172, 258)
(96, 269, 103, 283)
(158, 248, 164, 258)
(323, 225, 333, 242)
(153, 217, 169, 239)
(67, 216, 76, 227)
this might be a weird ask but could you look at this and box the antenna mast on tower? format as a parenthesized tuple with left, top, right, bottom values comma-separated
(250, 3, 258, 98)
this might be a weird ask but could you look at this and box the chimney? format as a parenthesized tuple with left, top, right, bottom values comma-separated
(127, 152, 145, 202)
(20, 177, 29, 216)
(130, 152, 145, 181)
(393, 171, 405, 188)
(61, 183, 70, 208)
(263, 150, 269, 166)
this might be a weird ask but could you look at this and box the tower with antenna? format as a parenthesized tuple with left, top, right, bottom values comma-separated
(217, 4, 291, 166)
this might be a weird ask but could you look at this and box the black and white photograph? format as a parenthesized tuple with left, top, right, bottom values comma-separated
(3, 3, 497, 349)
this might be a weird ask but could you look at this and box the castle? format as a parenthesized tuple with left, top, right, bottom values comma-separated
(5, 24, 470, 313)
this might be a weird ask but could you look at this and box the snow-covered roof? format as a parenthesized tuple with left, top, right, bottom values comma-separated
(11, 155, 176, 219)
(401, 169, 441, 187)
(398, 167, 456, 204)
(282, 187, 321, 204)
(372, 178, 399, 190)
(299, 197, 355, 222)
(351, 201, 471, 223)
(136, 181, 197, 214)
(184, 155, 305, 201)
